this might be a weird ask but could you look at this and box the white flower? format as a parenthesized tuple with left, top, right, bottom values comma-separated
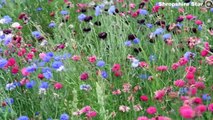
(39, 88, 46, 95)
(56, 66, 65, 72)
(11, 22, 20, 28)
(131, 59, 139, 68)
(40, 40, 48, 46)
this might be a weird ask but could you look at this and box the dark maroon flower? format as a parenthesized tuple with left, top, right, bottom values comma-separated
(139, 2, 145, 9)
(133, 48, 142, 53)
(191, 28, 197, 33)
(81, 8, 87, 13)
(128, 34, 137, 40)
(3, 29, 12, 34)
(83, 28, 91, 32)
(137, 19, 145, 24)
(183, 0, 191, 3)
(84, 16, 93, 22)
(156, 21, 165, 26)
(176, 17, 184, 22)
(98, 32, 107, 39)
(210, 48, 213, 53)
(80, 72, 89, 80)
(94, 21, 101, 26)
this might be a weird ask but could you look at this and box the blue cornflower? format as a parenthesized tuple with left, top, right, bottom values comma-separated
(0, 0, 6, 5)
(179, 87, 188, 95)
(60, 113, 69, 120)
(101, 71, 108, 79)
(38, 62, 46, 67)
(78, 14, 86, 22)
(202, 94, 211, 101)
(154, 28, 165, 35)
(184, 52, 195, 61)
(5, 83, 16, 91)
(2, 15, 12, 24)
(43, 55, 51, 62)
(133, 38, 140, 44)
(0, 59, 7, 68)
(26, 80, 36, 89)
(42, 67, 52, 73)
(5, 98, 14, 105)
(131, 59, 139, 68)
(149, 55, 157, 62)
(54, 56, 61, 61)
(95, 6, 101, 16)
(52, 61, 63, 69)
(162, 33, 171, 40)
(32, 31, 41, 39)
(80, 84, 91, 91)
(26, 65, 37, 73)
(210, 8, 213, 12)
(48, 22, 56, 28)
(36, 7, 43, 11)
(124, 41, 132, 46)
(176, 23, 183, 28)
(47, 118, 52, 120)
(46, 52, 54, 57)
(96, 60, 105, 67)
(4, 36, 12, 45)
(43, 71, 53, 79)
(17, 116, 29, 120)
(60, 10, 68, 15)
(62, 53, 71, 59)
(0, 48, 3, 53)
(146, 23, 153, 28)
(198, 25, 202, 31)
(139, 9, 148, 15)
(139, 74, 149, 80)
(39, 82, 49, 89)
(108, 5, 116, 15)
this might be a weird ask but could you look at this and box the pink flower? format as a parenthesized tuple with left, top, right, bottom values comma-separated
(140, 95, 148, 102)
(39, 52, 46, 60)
(80, 72, 89, 80)
(54, 82, 63, 90)
(156, 66, 168, 71)
(152, 5, 160, 13)
(178, 8, 184, 13)
(112, 64, 121, 72)
(154, 90, 166, 100)
(122, 83, 131, 93)
(194, 82, 205, 90)
(178, 57, 188, 66)
(206, 55, 213, 65)
(195, 20, 203, 25)
(86, 111, 97, 118)
(150, 116, 171, 120)
(186, 73, 194, 80)
(174, 79, 185, 87)
(188, 87, 197, 96)
(146, 106, 157, 115)
(171, 63, 179, 70)
(80, 106, 91, 113)
(129, 3, 135, 9)
(112, 89, 121, 95)
(119, 105, 130, 112)
(20, 78, 29, 86)
(137, 116, 149, 120)
(186, 14, 194, 20)
(88, 55, 96, 63)
(208, 103, 213, 112)
(179, 106, 195, 119)
(200, 50, 209, 57)
(21, 68, 30, 76)
(195, 105, 206, 116)
(72, 55, 81, 61)
(185, 66, 196, 73)
(193, 97, 203, 104)
(139, 61, 148, 68)
(133, 104, 142, 111)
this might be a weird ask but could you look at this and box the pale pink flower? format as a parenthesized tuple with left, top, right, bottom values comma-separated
(133, 104, 142, 111)
(112, 89, 121, 95)
(154, 89, 166, 100)
(206, 55, 213, 65)
(137, 116, 149, 120)
(119, 105, 130, 112)
(72, 55, 81, 61)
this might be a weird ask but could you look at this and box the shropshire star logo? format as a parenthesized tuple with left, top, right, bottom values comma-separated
(203, 0, 213, 8)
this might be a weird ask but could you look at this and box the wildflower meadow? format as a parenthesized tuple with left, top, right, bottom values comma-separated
(0, 0, 213, 120)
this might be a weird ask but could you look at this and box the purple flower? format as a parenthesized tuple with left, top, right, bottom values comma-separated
(32, 31, 41, 39)
(39, 82, 49, 89)
(60, 10, 68, 15)
(124, 41, 132, 46)
(162, 33, 171, 40)
(101, 71, 108, 79)
(26, 80, 36, 89)
(0, 59, 7, 68)
(108, 5, 115, 15)
(133, 38, 140, 44)
(17, 116, 29, 120)
(139, 9, 148, 15)
(184, 52, 195, 61)
(78, 14, 86, 22)
(96, 60, 105, 67)
(60, 113, 69, 120)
